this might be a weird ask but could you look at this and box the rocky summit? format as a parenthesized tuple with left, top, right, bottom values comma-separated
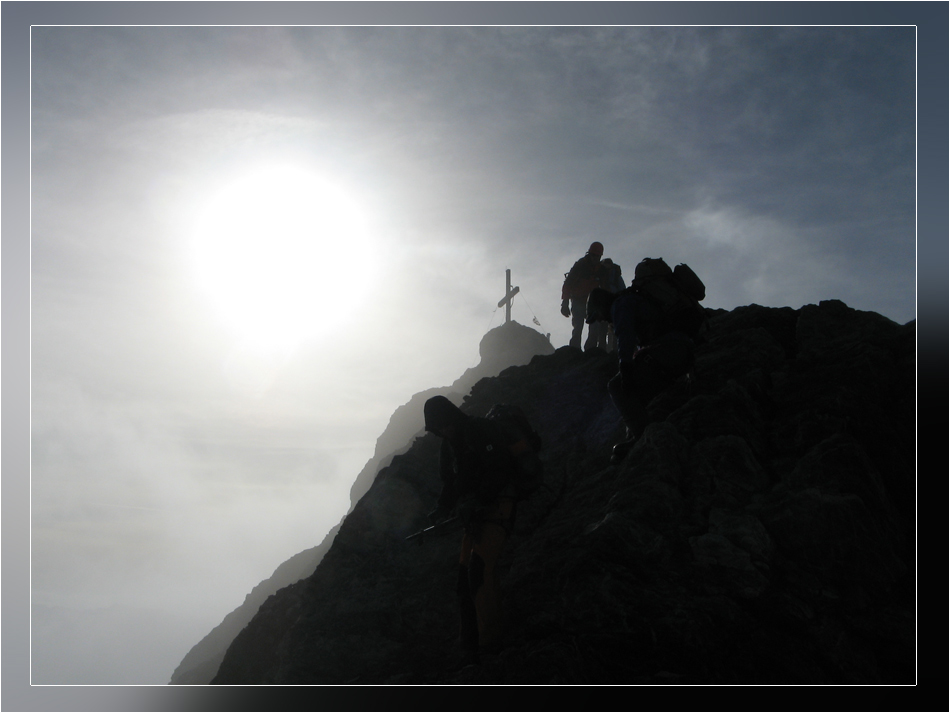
(204, 300, 915, 685)
(170, 320, 553, 685)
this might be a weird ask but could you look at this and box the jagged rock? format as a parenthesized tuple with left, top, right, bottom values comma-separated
(475, 319, 555, 376)
(171, 320, 553, 684)
(168, 525, 340, 685)
(348, 320, 554, 507)
(795, 299, 905, 361)
(208, 301, 915, 684)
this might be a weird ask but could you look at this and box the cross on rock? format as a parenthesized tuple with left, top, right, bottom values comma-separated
(497, 268, 520, 323)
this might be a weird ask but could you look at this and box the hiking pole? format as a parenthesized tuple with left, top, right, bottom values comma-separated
(404, 516, 461, 546)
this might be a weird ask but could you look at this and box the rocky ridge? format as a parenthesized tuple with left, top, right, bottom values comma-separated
(209, 300, 915, 684)
(169, 321, 553, 684)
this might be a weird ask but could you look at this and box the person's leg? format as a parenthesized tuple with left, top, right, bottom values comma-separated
(469, 498, 514, 649)
(569, 299, 586, 348)
(608, 368, 649, 439)
(587, 320, 608, 351)
(606, 323, 617, 353)
(457, 531, 479, 658)
(608, 350, 670, 461)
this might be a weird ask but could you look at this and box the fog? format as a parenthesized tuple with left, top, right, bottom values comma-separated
(28, 25, 916, 683)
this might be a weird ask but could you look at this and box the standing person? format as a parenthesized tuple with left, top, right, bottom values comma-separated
(560, 241, 608, 350)
(601, 258, 626, 354)
(585, 258, 707, 463)
(423, 396, 542, 666)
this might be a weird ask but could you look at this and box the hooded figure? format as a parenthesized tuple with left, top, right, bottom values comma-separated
(424, 395, 518, 665)
(560, 241, 608, 350)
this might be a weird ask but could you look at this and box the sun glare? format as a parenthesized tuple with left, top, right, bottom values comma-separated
(190, 164, 377, 353)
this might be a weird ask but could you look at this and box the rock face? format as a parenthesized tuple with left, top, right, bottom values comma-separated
(210, 300, 915, 684)
(170, 320, 553, 684)
(168, 532, 339, 685)
(347, 320, 554, 507)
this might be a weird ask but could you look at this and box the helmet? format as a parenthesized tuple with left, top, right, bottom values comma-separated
(587, 241, 604, 257)
(585, 288, 615, 324)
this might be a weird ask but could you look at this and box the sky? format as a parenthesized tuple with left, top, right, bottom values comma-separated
(26, 24, 918, 684)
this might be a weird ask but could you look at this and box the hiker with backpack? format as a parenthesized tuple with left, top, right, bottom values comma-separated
(585, 257, 707, 463)
(423, 395, 543, 665)
(561, 241, 609, 351)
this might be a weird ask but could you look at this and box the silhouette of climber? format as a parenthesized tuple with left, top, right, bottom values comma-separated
(601, 258, 626, 354)
(585, 258, 706, 463)
(561, 242, 608, 351)
(423, 395, 517, 666)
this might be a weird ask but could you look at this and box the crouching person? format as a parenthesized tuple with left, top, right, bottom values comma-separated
(423, 396, 517, 666)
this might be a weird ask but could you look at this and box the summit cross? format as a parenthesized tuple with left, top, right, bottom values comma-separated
(497, 268, 520, 324)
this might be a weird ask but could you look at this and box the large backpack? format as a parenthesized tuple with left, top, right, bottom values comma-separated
(467, 404, 544, 500)
(631, 257, 707, 339)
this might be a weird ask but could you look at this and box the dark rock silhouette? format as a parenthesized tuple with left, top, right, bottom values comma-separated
(169, 320, 553, 684)
(347, 320, 555, 507)
(168, 531, 339, 685)
(207, 301, 914, 684)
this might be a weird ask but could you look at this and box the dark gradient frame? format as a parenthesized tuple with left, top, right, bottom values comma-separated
(4, 2, 941, 709)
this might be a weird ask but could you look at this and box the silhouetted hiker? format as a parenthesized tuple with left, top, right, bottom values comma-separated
(586, 257, 707, 463)
(423, 395, 543, 666)
(601, 258, 626, 354)
(561, 241, 608, 351)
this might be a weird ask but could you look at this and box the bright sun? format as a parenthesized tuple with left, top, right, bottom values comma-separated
(190, 164, 376, 353)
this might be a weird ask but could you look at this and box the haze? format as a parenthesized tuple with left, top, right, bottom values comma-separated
(29, 26, 916, 683)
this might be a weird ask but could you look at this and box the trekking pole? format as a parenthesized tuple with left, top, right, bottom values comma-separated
(404, 516, 461, 545)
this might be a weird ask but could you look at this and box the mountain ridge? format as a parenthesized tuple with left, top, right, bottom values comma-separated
(206, 299, 915, 684)
(169, 320, 554, 684)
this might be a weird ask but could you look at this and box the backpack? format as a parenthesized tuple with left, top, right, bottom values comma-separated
(562, 257, 607, 300)
(469, 404, 544, 500)
(632, 257, 707, 339)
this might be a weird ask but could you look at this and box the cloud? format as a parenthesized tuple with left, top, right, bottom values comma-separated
(678, 203, 897, 316)
(27, 25, 916, 682)
(30, 380, 348, 611)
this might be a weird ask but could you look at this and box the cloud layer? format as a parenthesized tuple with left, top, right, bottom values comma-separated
(29, 25, 916, 683)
